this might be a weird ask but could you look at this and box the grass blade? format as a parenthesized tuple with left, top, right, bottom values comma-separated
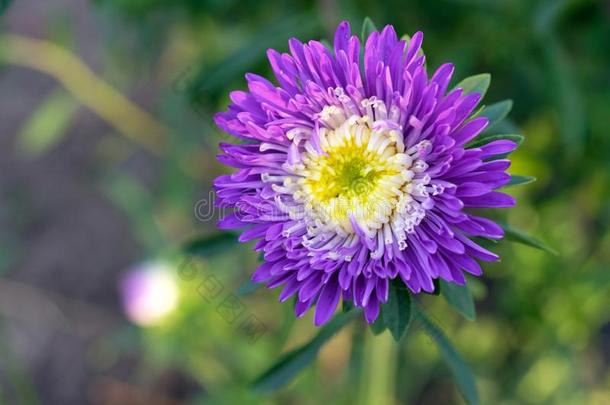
(414, 306, 479, 405)
(501, 224, 558, 255)
(503, 175, 537, 188)
(361, 17, 378, 41)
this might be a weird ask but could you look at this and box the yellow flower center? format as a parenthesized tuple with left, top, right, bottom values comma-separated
(272, 99, 437, 255)
(297, 116, 414, 235)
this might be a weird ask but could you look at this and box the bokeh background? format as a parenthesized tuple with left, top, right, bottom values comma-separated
(1, 0, 609, 404)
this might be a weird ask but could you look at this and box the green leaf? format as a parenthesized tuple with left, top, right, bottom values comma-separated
(16, 89, 78, 157)
(503, 175, 537, 188)
(466, 133, 525, 149)
(414, 306, 480, 405)
(342, 300, 355, 313)
(369, 317, 387, 335)
(440, 280, 476, 321)
(454, 73, 491, 99)
(252, 309, 360, 393)
(479, 100, 513, 133)
(361, 17, 378, 41)
(501, 224, 558, 255)
(381, 281, 412, 341)
(183, 232, 237, 257)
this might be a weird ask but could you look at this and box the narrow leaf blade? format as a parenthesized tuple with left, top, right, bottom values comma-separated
(381, 281, 412, 341)
(501, 224, 558, 255)
(440, 280, 476, 321)
(251, 309, 360, 393)
(252, 344, 317, 394)
(503, 175, 537, 188)
(183, 232, 237, 257)
(454, 73, 491, 99)
(361, 17, 378, 41)
(415, 306, 480, 405)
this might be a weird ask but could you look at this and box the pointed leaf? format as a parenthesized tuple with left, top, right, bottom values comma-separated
(440, 280, 476, 321)
(503, 175, 537, 188)
(479, 100, 513, 133)
(454, 73, 491, 99)
(381, 281, 412, 341)
(183, 232, 237, 257)
(252, 309, 360, 393)
(369, 317, 386, 335)
(414, 306, 480, 405)
(466, 133, 524, 149)
(490, 117, 520, 134)
(361, 17, 378, 41)
(471, 236, 498, 247)
(501, 224, 558, 255)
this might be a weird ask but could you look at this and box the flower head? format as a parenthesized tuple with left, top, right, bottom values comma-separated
(214, 21, 516, 325)
(120, 262, 179, 326)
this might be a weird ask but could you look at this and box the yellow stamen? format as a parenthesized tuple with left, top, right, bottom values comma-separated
(299, 119, 410, 233)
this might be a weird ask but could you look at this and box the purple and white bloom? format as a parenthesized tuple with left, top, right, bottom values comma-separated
(120, 262, 179, 327)
(214, 21, 516, 325)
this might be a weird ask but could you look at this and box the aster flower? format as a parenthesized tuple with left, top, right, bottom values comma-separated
(214, 21, 516, 326)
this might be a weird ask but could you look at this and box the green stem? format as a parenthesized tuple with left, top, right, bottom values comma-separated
(357, 329, 397, 405)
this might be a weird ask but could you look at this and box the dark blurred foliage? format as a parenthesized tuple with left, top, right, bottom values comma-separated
(1, 0, 609, 404)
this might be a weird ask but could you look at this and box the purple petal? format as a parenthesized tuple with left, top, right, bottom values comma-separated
(364, 295, 380, 324)
(314, 277, 341, 326)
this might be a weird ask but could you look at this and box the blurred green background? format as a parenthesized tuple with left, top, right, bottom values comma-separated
(1, 0, 609, 404)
